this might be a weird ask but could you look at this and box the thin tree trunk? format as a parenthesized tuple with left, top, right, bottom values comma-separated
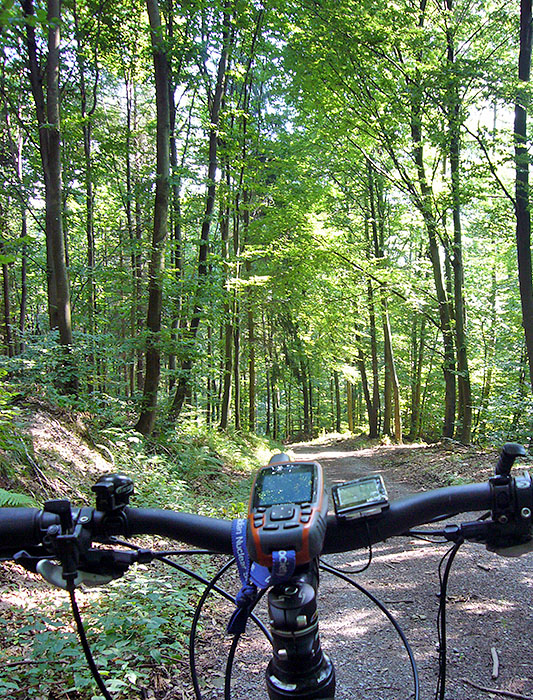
(135, 0, 171, 436)
(346, 381, 354, 433)
(170, 4, 231, 419)
(476, 254, 497, 440)
(354, 317, 376, 437)
(74, 0, 98, 393)
(515, 0, 533, 392)
(19, 212, 27, 354)
(22, 0, 77, 392)
(247, 261, 256, 432)
(445, 0, 472, 442)
(219, 209, 233, 431)
(409, 313, 426, 440)
(233, 299, 241, 432)
(0, 205, 13, 358)
(411, 112, 456, 436)
(334, 369, 341, 432)
(382, 296, 402, 442)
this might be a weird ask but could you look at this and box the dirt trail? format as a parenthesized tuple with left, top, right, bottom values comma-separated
(290, 440, 412, 498)
(204, 438, 533, 700)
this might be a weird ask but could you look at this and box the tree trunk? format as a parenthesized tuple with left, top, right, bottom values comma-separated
(170, 4, 231, 419)
(382, 296, 402, 442)
(247, 262, 256, 432)
(0, 206, 13, 358)
(74, 0, 98, 393)
(219, 205, 233, 431)
(22, 0, 77, 393)
(135, 0, 171, 436)
(410, 102, 456, 436)
(334, 369, 341, 432)
(354, 316, 377, 437)
(346, 381, 354, 433)
(476, 252, 497, 440)
(515, 0, 533, 393)
(409, 313, 426, 440)
(445, 0, 472, 442)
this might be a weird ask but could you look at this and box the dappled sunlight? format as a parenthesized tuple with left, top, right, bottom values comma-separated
(319, 606, 391, 639)
(454, 597, 516, 615)
(292, 449, 363, 463)
(519, 571, 533, 587)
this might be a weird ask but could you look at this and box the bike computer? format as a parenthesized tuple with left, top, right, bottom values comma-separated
(331, 474, 389, 520)
(247, 460, 328, 567)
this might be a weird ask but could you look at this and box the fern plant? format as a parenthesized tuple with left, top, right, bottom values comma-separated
(0, 487, 34, 507)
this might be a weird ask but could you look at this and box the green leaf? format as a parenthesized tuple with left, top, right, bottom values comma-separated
(0, 488, 34, 507)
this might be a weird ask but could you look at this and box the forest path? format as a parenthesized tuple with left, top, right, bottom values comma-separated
(289, 437, 412, 498)
(210, 437, 533, 700)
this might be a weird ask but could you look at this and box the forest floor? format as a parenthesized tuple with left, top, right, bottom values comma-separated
(1, 409, 533, 700)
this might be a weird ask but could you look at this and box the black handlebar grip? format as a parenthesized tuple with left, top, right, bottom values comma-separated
(495, 443, 527, 476)
(0, 508, 59, 552)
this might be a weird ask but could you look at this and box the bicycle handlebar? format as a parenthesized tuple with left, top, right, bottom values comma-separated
(0, 478, 526, 558)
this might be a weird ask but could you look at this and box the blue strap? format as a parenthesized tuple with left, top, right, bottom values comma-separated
(231, 518, 271, 588)
(228, 519, 296, 635)
(270, 549, 296, 583)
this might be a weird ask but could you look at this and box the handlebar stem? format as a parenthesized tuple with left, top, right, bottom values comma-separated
(266, 563, 335, 700)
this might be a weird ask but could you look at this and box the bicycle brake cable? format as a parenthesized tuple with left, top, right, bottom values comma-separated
(320, 560, 420, 700)
(321, 521, 373, 574)
(224, 588, 267, 700)
(435, 540, 463, 700)
(112, 539, 273, 700)
(68, 585, 114, 700)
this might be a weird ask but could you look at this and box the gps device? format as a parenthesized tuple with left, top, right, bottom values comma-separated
(247, 460, 328, 567)
(331, 474, 389, 520)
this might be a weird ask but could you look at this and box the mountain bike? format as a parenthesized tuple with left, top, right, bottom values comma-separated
(0, 442, 532, 699)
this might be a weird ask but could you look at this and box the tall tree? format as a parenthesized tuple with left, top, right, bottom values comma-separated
(22, 0, 78, 393)
(444, 0, 472, 442)
(135, 0, 170, 435)
(170, 1, 231, 419)
(514, 0, 533, 393)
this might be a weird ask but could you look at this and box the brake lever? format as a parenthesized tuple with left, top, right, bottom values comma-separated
(36, 560, 116, 589)
(16, 546, 156, 590)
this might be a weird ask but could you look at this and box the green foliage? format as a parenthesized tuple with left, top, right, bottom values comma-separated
(1, 566, 198, 699)
(96, 420, 274, 515)
(0, 487, 34, 506)
(0, 407, 275, 699)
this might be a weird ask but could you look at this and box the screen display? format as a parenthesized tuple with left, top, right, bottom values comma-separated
(336, 476, 385, 509)
(255, 465, 314, 507)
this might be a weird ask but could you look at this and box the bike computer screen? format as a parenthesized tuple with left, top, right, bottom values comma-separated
(247, 461, 328, 567)
(332, 474, 389, 520)
(253, 463, 315, 507)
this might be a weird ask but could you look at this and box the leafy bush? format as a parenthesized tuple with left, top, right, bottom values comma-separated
(1, 565, 200, 699)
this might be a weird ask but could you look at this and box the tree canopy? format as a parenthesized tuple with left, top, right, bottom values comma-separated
(0, 0, 531, 443)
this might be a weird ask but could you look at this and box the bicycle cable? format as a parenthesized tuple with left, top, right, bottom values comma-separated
(189, 558, 237, 700)
(320, 560, 420, 700)
(68, 585, 113, 700)
(79, 540, 272, 700)
(224, 588, 267, 700)
(435, 540, 463, 700)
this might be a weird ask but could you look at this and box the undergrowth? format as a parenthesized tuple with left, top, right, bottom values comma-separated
(0, 395, 279, 699)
